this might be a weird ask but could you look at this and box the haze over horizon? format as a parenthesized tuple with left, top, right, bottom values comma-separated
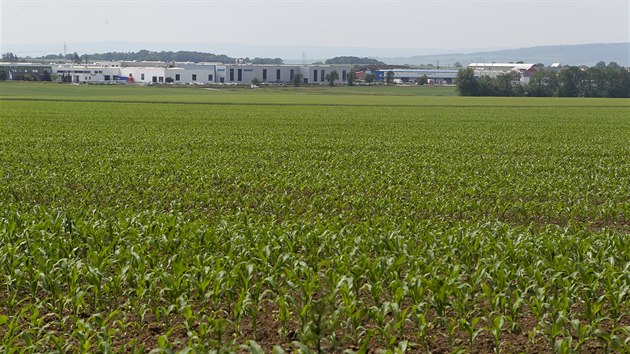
(1, 0, 628, 58)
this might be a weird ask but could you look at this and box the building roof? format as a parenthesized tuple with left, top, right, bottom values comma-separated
(376, 69, 459, 73)
(468, 63, 535, 70)
(0, 62, 53, 67)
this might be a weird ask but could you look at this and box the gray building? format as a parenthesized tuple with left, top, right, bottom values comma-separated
(0, 62, 54, 81)
(219, 64, 352, 85)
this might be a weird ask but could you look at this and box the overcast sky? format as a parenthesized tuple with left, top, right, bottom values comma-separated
(1, 0, 628, 56)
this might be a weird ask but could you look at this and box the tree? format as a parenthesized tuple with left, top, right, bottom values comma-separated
(251, 57, 283, 64)
(476, 75, 498, 96)
(558, 66, 585, 97)
(251, 77, 260, 86)
(72, 52, 81, 64)
(595, 61, 606, 69)
(495, 71, 522, 96)
(527, 70, 558, 97)
(456, 68, 478, 96)
(42, 70, 52, 82)
(2, 52, 18, 61)
(364, 73, 375, 85)
(325, 70, 339, 86)
(292, 73, 303, 86)
(607, 61, 620, 69)
(583, 67, 608, 97)
(605, 67, 630, 98)
(0, 68, 7, 80)
(454, 62, 462, 68)
(347, 71, 357, 86)
(385, 71, 395, 85)
(416, 75, 428, 85)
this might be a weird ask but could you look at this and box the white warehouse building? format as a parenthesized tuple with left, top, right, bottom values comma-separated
(48, 61, 352, 85)
(467, 63, 538, 84)
(122, 65, 217, 84)
(54, 62, 124, 83)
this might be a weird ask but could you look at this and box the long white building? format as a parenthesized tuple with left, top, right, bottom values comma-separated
(467, 63, 538, 84)
(370, 69, 459, 84)
(468, 63, 536, 72)
(40, 61, 352, 85)
(54, 62, 123, 83)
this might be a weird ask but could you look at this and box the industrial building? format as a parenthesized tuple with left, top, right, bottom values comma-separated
(55, 62, 124, 83)
(0, 62, 55, 81)
(369, 69, 459, 84)
(0, 59, 546, 85)
(0, 61, 353, 85)
(468, 63, 538, 84)
(52, 61, 219, 84)
(468, 63, 536, 72)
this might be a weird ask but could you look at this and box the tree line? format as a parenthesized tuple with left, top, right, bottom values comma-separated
(456, 62, 630, 98)
(33, 50, 282, 64)
(325, 56, 385, 65)
(2, 52, 19, 61)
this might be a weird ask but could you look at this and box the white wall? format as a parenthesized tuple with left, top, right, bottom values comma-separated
(123, 67, 167, 83)
(215, 66, 226, 83)
(52, 65, 123, 83)
(50, 63, 352, 85)
(166, 67, 216, 84)
(219, 64, 351, 85)
(299, 65, 351, 85)
(223, 65, 300, 84)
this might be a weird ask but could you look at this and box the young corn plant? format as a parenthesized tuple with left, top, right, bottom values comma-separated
(569, 319, 591, 353)
(459, 316, 483, 351)
(414, 309, 432, 352)
(275, 293, 293, 341)
(487, 314, 505, 354)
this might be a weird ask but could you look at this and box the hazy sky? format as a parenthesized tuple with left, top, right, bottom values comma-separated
(1, 0, 628, 55)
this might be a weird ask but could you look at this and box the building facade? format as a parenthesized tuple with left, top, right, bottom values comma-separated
(1, 61, 352, 85)
(467, 63, 538, 84)
(0, 63, 55, 81)
(371, 69, 459, 84)
(54, 63, 123, 83)
(217, 64, 351, 85)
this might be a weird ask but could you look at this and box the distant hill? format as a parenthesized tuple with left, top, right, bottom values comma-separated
(379, 43, 630, 66)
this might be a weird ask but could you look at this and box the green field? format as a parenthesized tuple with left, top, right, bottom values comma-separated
(1, 83, 629, 353)
(3, 81, 628, 107)
(1, 82, 460, 106)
